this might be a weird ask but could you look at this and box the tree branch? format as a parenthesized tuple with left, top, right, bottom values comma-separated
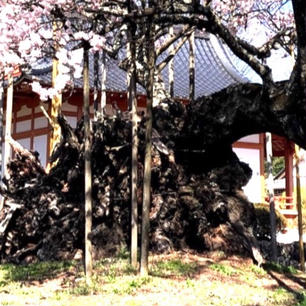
(156, 25, 192, 57)
(157, 28, 195, 73)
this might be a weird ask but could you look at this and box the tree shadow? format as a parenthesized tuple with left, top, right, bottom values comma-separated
(0, 260, 76, 286)
(263, 265, 306, 304)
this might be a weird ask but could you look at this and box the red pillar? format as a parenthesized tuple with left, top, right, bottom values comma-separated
(285, 140, 294, 200)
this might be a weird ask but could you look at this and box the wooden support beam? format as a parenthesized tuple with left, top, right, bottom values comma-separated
(93, 52, 100, 120)
(265, 132, 277, 261)
(127, 27, 139, 269)
(83, 46, 93, 281)
(168, 26, 174, 98)
(100, 52, 107, 118)
(4, 75, 13, 180)
(0, 78, 4, 210)
(295, 145, 305, 272)
(140, 27, 155, 277)
(189, 31, 195, 102)
(49, 22, 62, 163)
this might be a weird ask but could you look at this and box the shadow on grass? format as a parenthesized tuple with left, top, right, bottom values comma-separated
(0, 260, 76, 286)
(262, 262, 306, 305)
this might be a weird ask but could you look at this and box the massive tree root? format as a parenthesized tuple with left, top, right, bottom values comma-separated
(1, 82, 305, 264)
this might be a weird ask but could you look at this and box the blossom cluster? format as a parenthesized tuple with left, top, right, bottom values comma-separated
(1, 0, 109, 99)
(211, 0, 294, 39)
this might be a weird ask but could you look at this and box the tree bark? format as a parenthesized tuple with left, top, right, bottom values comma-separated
(180, 82, 306, 153)
(265, 133, 277, 262)
(83, 45, 93, 280)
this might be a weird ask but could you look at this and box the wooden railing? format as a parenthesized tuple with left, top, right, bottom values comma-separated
(265, 195, 297, 212)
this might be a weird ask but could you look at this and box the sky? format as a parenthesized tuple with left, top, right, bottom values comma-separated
(240, 0, 294, 82)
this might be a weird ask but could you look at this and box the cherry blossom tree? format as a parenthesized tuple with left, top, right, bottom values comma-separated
(1, 0, 305, 272)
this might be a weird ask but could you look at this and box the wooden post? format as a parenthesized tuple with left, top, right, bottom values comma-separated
(127, 24, 139, 269)
(93, 52, 100, 120)
(83, 45, 93, 280)
(3, 74, 13, 181)
(189, 31, 195, 102)
(168, 26, 174, 98)
(49, 22, 62, 162)
(265, 133, 277, 261)
(140, 28, 155, 277)
(0, 77, 4, 210)
(100, 52, 107, 118)
(295, 145, 305, 271)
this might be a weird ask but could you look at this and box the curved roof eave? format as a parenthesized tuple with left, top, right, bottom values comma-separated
(23, 35, 262, 99)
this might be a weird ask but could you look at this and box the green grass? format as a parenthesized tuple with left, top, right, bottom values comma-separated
(0, 253, 304, 306)
(150, 259, 198, 277)
(264, 262, 298, 274)
(209, 262, 240, 276)
(297, 292, 306, 306)
(0, 260, 75, 285)
(250, 263, 267, 276)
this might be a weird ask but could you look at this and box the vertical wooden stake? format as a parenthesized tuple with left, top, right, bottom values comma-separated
(83, 46, 93, 281)
(140, 31, 155, 277)
(93, 52, 100, 120)
(3, 74, 13, 181)
(100, 52, 107, 119)
(168, 26, 174, 98)
(127, 25, 139, 269)
(295, 145, 305, 271)
(49, 22, 62, 165)
(265, 133, 277, 262)
(0, 77, 4, 210)
(189, 31, 195, 102)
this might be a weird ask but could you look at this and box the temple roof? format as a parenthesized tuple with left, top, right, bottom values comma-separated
(28, 33, 261, 99)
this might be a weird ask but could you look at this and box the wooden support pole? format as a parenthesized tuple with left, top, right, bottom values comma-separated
(0, 77, 4, 210)
(127, 25, 139, 269)
(93, 52, 100, 120)
(100, 52, 107, 118)
(295, 145, 305, 271)
(83, 45, 93, 280)
(140, 31, 155, 277)
(0, 78, 3, 173)
(4, 74, 13, 181)
(265, 133, 277, 261)
(189, 31, 195, 102)
(168, 26, 174, 98)
(49, 22, 62, 161)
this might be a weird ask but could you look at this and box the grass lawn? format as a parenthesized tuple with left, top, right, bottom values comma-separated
(0, 250, 305, 306)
